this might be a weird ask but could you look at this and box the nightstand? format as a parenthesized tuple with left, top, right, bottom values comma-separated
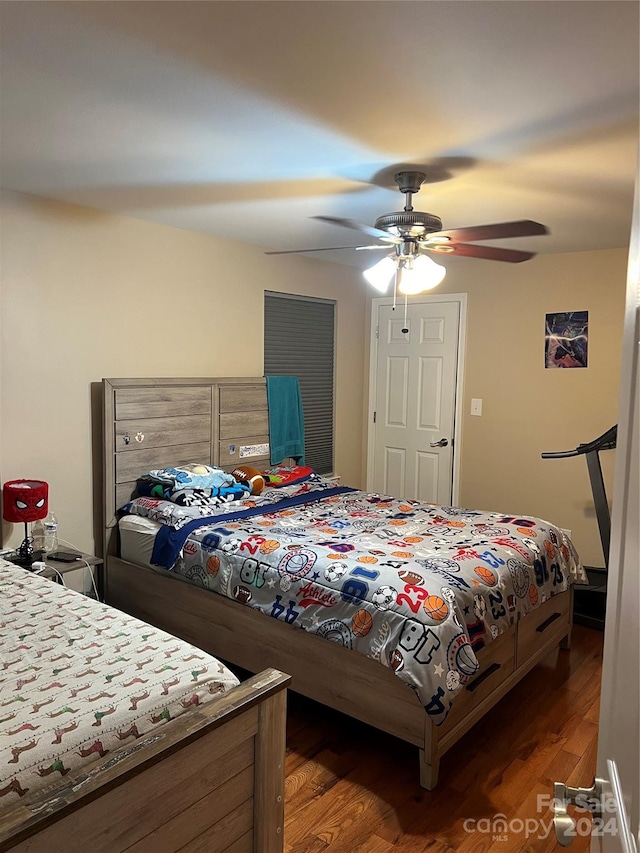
(41, 553, 104, 601)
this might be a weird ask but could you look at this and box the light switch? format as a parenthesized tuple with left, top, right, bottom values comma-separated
(471, 398, 483, 416)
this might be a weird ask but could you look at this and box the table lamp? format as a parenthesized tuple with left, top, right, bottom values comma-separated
(2, 479, 49, 568)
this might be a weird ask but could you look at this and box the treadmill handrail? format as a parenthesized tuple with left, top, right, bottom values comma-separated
(542, 425, 617, 459)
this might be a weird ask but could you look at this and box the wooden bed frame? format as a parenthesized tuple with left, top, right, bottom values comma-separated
(102, 376, 573, 790)
(0, 667, 289, 853)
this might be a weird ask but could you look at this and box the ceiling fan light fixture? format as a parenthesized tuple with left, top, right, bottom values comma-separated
(398, 254, 447, 294)
(269, 171, 547, 267)
(363, 256, 396, 293)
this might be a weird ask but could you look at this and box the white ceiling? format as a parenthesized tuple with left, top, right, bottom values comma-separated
(1, 1, 638, 267)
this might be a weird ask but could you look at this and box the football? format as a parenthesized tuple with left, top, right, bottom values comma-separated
(233, 585, 252, 604)
(397, 569, 424, 586)
(231, 465, 266, 496)
(389, 648, 404, 672)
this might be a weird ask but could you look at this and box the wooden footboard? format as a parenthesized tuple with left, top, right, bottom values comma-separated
(105, 557, 572, 791)
(0, 668, 289, 853)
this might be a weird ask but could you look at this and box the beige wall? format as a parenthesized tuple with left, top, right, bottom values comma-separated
(436, 248, 626, 568)
(1, 191, 628, 570)
(0, 191, 367, 556)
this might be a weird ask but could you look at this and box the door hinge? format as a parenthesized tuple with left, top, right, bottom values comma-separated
(375, 326, 379, 339)
(373, 411, 377, 423)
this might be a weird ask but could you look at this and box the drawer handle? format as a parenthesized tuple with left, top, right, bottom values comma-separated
(465, 662, 501, 693)
(536, 611, 562, 633)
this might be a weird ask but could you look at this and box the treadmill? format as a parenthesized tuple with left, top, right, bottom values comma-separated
(542, 425, 616, 629)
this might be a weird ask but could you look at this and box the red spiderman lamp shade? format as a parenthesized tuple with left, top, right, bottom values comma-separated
(2, 479, 49, 567)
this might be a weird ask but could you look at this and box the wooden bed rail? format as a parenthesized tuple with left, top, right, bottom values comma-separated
(0, 668, 290, 853)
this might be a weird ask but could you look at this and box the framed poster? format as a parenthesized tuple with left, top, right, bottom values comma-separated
(545, 311, 588, 368)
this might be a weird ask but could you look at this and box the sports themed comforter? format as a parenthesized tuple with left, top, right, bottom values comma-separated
(0, 560, 239, 807)
(122, 478, 585, 726)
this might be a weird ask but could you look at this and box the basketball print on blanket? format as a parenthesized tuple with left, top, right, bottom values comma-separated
(352, 609, 373, 637)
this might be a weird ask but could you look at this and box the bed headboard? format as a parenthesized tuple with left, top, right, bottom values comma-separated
(102, 377, 270, 558)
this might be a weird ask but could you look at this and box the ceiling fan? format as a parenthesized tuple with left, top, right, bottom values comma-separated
(266, 170, 549, 295)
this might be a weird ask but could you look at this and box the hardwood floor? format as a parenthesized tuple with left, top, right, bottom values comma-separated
(284, 624, 603, 853)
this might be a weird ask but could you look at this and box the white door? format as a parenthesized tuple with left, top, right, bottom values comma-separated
(368, 296, 463, 504)
(589, 180, 639, 852)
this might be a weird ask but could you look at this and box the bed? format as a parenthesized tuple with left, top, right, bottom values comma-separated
(0, 558, 289, 853)
(102, 376, 583, 790)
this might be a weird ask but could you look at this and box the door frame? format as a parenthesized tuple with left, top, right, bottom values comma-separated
(366, 292, 467, 505)
(590, 173, 639, 851)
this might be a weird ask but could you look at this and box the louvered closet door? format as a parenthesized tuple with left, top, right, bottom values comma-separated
(372, 300, 459, 504)
(264, 292, 335, 474)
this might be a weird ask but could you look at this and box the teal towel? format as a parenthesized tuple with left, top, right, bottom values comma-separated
(265, 375, 305, 465)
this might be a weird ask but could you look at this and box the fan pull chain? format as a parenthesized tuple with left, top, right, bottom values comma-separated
(402, 294, 409, 334)
(392, 266, 398, 310)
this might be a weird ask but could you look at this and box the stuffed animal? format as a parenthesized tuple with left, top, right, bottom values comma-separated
(230, 465, 265, 496)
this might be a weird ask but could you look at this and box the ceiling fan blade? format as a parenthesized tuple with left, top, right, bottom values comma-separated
(312, 215, 401, 244)
(265, 245, 371, 255)
(430, 243, 536, 263)
(429, 219, 548, 243)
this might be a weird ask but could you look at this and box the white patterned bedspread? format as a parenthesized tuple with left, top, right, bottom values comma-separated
(0, 559, 239, 807)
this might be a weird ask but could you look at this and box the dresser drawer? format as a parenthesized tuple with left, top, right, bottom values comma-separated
(516, 591, 571, 667)
(443, 625, 516, 730)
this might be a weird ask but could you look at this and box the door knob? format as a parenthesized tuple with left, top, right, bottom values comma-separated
(552, 779, 607, 847)
(429, 438, 449, 448)
(552, 763, 637, 852)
